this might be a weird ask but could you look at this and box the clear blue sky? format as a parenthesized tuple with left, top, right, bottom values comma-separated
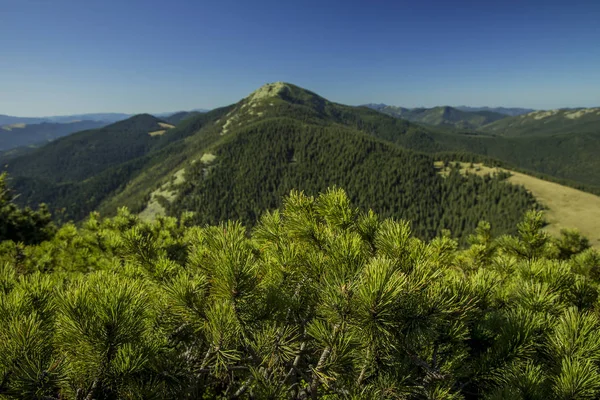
(2, 0, 599, 116)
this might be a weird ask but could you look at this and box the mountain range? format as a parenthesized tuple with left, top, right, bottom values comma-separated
(0, 109, 210, 126)
(364, 104, 507, 130)
(3, 82, 599, 246)
(0, 109, 208, 152)
(0, 120, 109, 151)
(480, 107, 600, 136)
(455, 106, 536, 116)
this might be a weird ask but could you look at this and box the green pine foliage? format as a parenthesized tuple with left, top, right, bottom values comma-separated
(0, 173, 55, 244)
(0, 187, 598, 399)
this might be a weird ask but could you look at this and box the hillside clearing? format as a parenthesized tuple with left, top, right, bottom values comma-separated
(148, 123, 175, 136)
(565, 108, 600, 119)
(1, 123, 26, 131)
(139, 185, 177, 221)
(435, 162, 600, 247)
(530, 110, 560, 120)
(200, 153, 216, 164)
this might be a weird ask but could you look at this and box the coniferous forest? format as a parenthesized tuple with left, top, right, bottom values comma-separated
(1, 171, 598, 399)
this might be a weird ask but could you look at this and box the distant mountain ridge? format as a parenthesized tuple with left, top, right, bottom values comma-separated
(455, 106, 536, 116)
(0, 109, 209, 126)
(0, 113, 129, 125)
(0, 120, 109, 151)
(480, 107, 600, 136)
(0, 110, 209, 151)
(364, 104, 507, 129)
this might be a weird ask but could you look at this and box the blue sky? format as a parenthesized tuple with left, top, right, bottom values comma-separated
(1, 0, 599, 116)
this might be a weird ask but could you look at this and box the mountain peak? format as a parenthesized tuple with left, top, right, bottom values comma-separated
(244, 82, 327, 107)
(247, 82, 289, 102)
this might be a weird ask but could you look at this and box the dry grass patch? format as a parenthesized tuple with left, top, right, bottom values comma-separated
(148, 123, 175, 136)
(529, 110, 560, 120)
(173, 168, 186, 185)
(1, 123, 26, 131)
(200, 153, 216, 164)
(139, 186, 177, 221)
(564, 108, 600, 119)
(435, 162, 600, 247)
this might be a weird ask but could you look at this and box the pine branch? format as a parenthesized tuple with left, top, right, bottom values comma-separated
(285, 341, 307, 383)
(231, 375, 253, 399)
(200, 346, 214, 370)
(405, 347, 446, 381)
(356, 348, 370, 386)
(311, 345, 332, 391)
(84, 379, 98, 400)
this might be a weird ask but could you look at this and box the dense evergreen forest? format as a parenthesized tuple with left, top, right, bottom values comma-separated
(170, 118, 537, 242)
(0, 176, 598, 399)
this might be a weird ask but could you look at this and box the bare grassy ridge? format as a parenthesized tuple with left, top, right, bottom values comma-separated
(435, 162, 600, 247)
(148, 123, 175, 136)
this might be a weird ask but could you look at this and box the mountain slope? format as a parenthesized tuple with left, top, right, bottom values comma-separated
(0, 120, 108, 151)
(366, 104, 507, 129)
(2, 82, 540, 242)
(162, 111, 202, 125)
(437, 162, 600, 248)
(422, 128, 600, 188)
(0, 115, 46, 126)
(3, 114, 169, 183)
(166, 115, 536, 240)
(480, 107, 600, 136)
(356, 107, 600, 189)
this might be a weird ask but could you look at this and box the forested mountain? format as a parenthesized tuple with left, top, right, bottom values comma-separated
(363, 105, 600, 189)
(2, 82, 540, 242)
(3, 114, 170, 183)
(162, 110, 203, 125)
(480, 107, 600, 136)
(3, 82, 599, 242)
(0, 120, 108, 151)
(421, 130, 600, 188)
(366, 104, 507, 129)
(0, 114, 46, 126)
(455, 105, 536, 116)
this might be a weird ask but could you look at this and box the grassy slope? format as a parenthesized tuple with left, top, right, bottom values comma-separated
(366, 104, 600, 189)
(480, 108, 600, 136)
(439, 162, 600, 248)
(423, 130, 600, 187)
